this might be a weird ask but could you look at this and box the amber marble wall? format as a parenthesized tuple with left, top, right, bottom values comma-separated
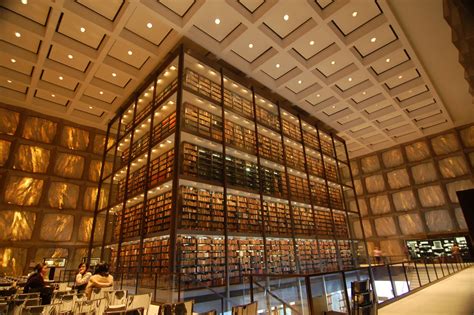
(348, 124, 474, 257)
(0, 103, 109, 275)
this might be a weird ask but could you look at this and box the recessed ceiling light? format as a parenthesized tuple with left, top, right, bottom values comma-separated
(248, 43, 253, 48)
(51, 94, 55, 97)
(215, 18, 221, 25)
(127, 50, 133, 56)
(298, 80, 302, 84)
(99, 91, 104, 95)
(112, 72, 117, 77)
(316, 94, 320, 97)
(309, 40, 315, 46)
(332, 105, 336, 109)
(398, 75, 403, 79)
(370, 37, 377, 43)
(385, 58, 390, 63)
(283, 14, 289, 21)
(275, 63, 280, 68)
(15, 32, 21, 38)
(68, 54, 73, 59)
(89, 106, 93, 109)
(362, 91, 366, 95)
(352, 11, 358, 17)
(21, 0, 27, 4)
(59, 76, 63, 80)
(348, 77, 352, 82)
(10, 58, 16, 63)
(7, 80, 12, 83)
(80, 27, 85, 33)
(331, 60, 336, 65)
(147, 22, 153, 29)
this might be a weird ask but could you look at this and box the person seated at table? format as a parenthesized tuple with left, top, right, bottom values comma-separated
(85, 262, 114, 299)
(24, 263, 52, 304)
(74, 263, 92, 292)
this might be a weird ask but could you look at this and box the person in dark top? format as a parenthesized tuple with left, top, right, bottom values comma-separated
(24, 263, 52, 304)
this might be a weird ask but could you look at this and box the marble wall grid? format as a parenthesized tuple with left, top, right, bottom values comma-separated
(0, 104, 111, 276)
(347, 124, 474, 257)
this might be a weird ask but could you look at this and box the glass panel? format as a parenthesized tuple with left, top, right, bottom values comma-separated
(416, 262, 429, 286)
(426, 262, 438, 282)
(388, 264, 409, 297)
(404, 262, 421, 290)
(372, 265, 394, 303)
(310, 273, 348, 314)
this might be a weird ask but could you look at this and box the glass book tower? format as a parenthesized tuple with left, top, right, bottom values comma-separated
(89, 42, 369, 298)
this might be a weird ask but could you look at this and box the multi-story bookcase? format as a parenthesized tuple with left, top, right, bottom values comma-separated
(89, 43, 368, 292)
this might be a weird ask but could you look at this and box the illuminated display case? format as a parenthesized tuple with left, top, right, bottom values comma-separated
(90, 42, 368, 289)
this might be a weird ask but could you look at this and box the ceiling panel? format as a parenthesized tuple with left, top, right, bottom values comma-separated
(76, 0, 123, 21)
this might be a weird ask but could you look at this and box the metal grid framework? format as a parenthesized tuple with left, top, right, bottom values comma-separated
(89, 44, 369, 286)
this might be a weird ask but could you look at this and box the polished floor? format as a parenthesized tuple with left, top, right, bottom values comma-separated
(379, 266, 474, 315)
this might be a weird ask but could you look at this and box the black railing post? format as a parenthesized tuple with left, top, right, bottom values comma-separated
(250, 275, 254, 303)
(423, 259, 431, 283)
(305, 276, 314, 315)
(439, 260, 445, 277)
(401, 262, 410, 292)
(432, 260, 439, 280)
(386, 264, 396, 297)
(413, 261, 422, 287)
(154, 274, 158, 303)
(341, 272, 351, 314)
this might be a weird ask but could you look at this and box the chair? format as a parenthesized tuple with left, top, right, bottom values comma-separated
(0, 287, 17, 297)
(51, 291, 69, 304)
(59, 294, 76, 313)
(126, 293, 151, 315)
(104, 308, 145, 315)
(74, 298, 107, 315)
(158, 300, 194, 315)
(91, 286, 114, 300)
(231, 302, 258, 315)
(193, 310, 217, 315)
(106, 290, 128, 306)
(0, 302, 8, 313)
(21, 304, 60, 315)
(15, 293, 40, 300)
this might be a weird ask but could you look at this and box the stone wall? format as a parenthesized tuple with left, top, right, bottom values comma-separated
(348, 124, 474, 257)
(0, 103, 109, 275)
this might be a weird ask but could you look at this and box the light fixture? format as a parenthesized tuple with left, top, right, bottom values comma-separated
(128, 50, 133, 56)
(332, 105, 336, 109)
(248, 43, 253, 48)
(352, 11, 358, 17)
(362, 91, 366, 95)
(398, 75, 403, 79)
(298, 80, 302, 84)
(385, 58, 390, 63)
(215, 18, 221, 25)
(89, 106, 93, 109)
(348, 77, 352, 82)
(21, 0, 27, 4)
(10, 58, 16, 63)
(112, 72, 117, 77)
(15, 32, 21, 38)
(68, 54, 73, 59)
(170, 66, 176, 70)
(7, 80, 12, 83)
(59, 76, 64, 80)
(51, 94, 55, 97)
(283, 14, 289, 21)
(99, 91, 104, 95)
(331, 60, 335, 65)
(316, 94, 320, 97)
(275, 63, 280, 68)
(370, 37, 376, 43)
(147, 22, 153, 29)
(309, 40, 315, 46)
(80, 27, 85, 33)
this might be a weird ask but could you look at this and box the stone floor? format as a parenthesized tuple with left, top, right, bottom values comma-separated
(379, 266, 474, 315)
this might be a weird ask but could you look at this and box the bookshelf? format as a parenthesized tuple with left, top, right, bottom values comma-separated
(92, 46, 366, 291)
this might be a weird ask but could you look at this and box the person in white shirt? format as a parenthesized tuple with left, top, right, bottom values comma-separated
(74, 263, 92, 292)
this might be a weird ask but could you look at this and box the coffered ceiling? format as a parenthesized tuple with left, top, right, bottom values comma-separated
(1, 0, 472, 157)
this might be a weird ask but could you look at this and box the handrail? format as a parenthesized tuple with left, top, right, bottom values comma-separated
(251, 277, 301, 315)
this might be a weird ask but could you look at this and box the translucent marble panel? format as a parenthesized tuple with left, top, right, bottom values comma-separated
(40, 214, 74, 241)
(0, 108, 20, 135)
(352, 221, 363, 239)
(382, 148, 404, 168)
(93, 134, 106, 155)
(425, 210, 454, 232)
(350, 198, 368, 216)
(22, 117, 57, 143)
(418, 185, 445, 207)
(13, 145, 50, 173)
(0, 247, 27, 276)
(411, 162, 437, 184)
(350, 161, 359, 177)
(4, 176, 44, 206)
(380, 240, 404, 256)
(369, 195, 391, 214)
(431, 133, 460, 155)
(48, 182, 80, 209)
(60, 126, 89, 151)
(354, 179, 364, 196)
(83, 187, 109, 211)
(362, 220, 373, 238)
(470, 152, 474, 168)
(405, 141, 430, 162)
(398, 213, 424, 235)
(438, 156, 468, 178)
(361, 155, 380, 174)
(365, 174, 385, 193)
(0, 140, 11, 166)
(374, 217, 397, 236)
(454, 208, 467, 230)
(446, 179, 474, 203)
(392, 190, 417, 211)
(71, 248, 88, 269)
(54, 153, 84, 179)
(387, 168, 410, 189)
(35, 248, 68, 262)
(460, 125, 474, 147)
(89, 160, 113, 182)
(0, 211, 36, 241)
(78, 216, 105, 242)
(339, 163, 351, 180)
